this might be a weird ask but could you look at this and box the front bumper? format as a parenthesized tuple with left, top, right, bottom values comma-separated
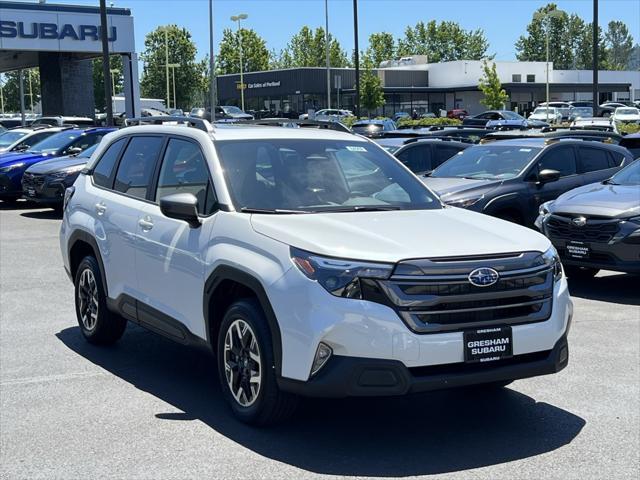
(0, 173, 21, 199)
(278, 334, 569, 397)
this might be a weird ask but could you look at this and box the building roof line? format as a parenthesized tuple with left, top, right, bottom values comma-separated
(0, 1, 131, 16)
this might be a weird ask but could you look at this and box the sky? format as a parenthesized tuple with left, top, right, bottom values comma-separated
(11, 0, 640, 62)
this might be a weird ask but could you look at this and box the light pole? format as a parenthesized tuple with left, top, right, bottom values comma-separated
(533, 9, 565, 123)
(0, 75, 4, 115)
(230, 13, 248, 111)
(164, 27, 171, 110)
(209, 0, 217, 110)
(99, 0, 113, 125)
(325, 0, 331, 110)
(27, 69, 34, 113)
(353, 0, 360, 118)
(110, 68, 120, 95)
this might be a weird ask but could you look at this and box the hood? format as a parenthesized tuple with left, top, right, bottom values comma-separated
(25, 154, 87, 174)
(250, 207, 550, 263)
(550, 182, 640, 218)
(0, 151, 47, 166)
(529, 113, 556, 120)
(422, 176, 502, 200)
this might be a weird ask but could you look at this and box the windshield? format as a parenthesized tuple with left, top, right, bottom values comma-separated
(609, 160, 640, 185)
(78, 144, 98, 158)
(223, 106, 243, 114)
(616, 108, 639, 115)
(28, 132, 79, 154)
(533, 108, 553, 114)
(432, 144, 541, 180)
(502, 111, 524, 120)
(0, 131, 27, 147)
(352, 123, 383, 134)
(215, 139, 440, 212)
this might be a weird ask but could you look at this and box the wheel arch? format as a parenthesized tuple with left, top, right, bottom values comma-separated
(203, 265, 283, 376)
(68, 230, 109, 297)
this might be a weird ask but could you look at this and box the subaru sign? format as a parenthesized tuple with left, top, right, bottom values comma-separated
(0, 21, 117, 42)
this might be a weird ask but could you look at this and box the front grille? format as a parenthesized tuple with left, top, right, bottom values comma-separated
(22, 172, 45, 190)
(375, 252, 554, 333)
(546, 214, 620, 243)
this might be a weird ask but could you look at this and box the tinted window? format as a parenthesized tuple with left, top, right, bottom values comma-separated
(397, 145, 430, 173)
(156, 138, 214, 215)
(610, 160, 640, 185)
(93, 138, 126, 188)
(0, 131, 27, 147)
(114, 136, 163, 199)
(433, 145, 465, 167)
(64, 133, 104, 155)
(578, 147, 611, 173)
(20, 131, 52, 149)
(537, 146, 577, 177)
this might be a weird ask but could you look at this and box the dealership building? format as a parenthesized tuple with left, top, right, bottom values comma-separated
(217, 58, 640, 117)
(0, 0, 140, 118)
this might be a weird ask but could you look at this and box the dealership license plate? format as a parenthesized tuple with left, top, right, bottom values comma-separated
(566, 241, 590, 259)
(26, 188, 35, 197)
(464, 326, 513, 363)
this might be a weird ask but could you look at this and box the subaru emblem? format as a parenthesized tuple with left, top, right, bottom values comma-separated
(572, 216, 587, 227)
(468, 267, 500, 287)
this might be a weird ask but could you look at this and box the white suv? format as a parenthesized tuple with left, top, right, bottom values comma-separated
(60, 118, 573, 425)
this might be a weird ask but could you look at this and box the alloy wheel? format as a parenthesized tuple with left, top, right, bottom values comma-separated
(224, 319, 262, 407)
(78, 268, 99, 331)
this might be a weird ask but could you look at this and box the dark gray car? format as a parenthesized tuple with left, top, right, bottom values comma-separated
(536, 160, 640, 277)
(423, 139, 634, 226)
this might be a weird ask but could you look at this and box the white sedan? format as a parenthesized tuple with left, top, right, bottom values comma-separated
(612, 107, 640, 124)
(529, 107, 563, 124)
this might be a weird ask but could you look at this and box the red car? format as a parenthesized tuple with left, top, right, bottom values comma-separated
(447, 109, 468, 120)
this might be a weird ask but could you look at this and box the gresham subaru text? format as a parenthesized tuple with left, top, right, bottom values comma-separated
(60, 118, 573, 425)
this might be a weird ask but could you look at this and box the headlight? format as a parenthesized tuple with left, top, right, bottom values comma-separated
(541, 246, 563, 282)
(539, 200, 554, 216)
(50, 164, 85, 178)
(444, 196, 482, 208)
(0, 162, 26, 173)
(290, 247, 393, 299)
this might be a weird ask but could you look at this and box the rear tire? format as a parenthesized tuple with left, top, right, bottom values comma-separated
(563, 265, 599, 279)
(217, 298, 298, 426)
(74, 256, 127, 345)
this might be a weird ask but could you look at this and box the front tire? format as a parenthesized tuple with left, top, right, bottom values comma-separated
(217, 298, 298, 426)
(74, 256, 127, 345)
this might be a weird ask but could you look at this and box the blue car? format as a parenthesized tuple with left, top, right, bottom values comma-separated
(0, 127, 115, 204)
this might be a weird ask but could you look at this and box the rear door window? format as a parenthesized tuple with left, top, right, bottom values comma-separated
(93, 138, 127, 188)
(577, 147, 611, 173)
(113, 136, 164, 199)
(396, 145, 430, 173)
(433, 145, 466, 168)
(537, 146, 577, 177)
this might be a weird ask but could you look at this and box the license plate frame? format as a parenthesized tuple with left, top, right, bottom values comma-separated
(463, 326, 513, 364)
(566, 241, 591, 259)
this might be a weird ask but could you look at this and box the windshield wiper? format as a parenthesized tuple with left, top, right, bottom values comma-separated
(240, 207, 311, 214)
(318, 205, 402, 213)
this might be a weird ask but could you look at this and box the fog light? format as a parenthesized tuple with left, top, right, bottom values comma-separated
(311, 342, 332, 376)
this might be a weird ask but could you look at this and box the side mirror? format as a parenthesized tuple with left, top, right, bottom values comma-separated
(538, 169, 561, 184)
(67, 146, 83, 155)
(160, 193, 201, 228)
(13, 144, 29, 152)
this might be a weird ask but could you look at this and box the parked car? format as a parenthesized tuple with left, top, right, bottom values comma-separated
(0, 117, 32, 128)
(394, 139, 470, 175)
(221, 105, 254, 121)
(447, 109, 469, 120)
(612, 107, 640, 124)
(481, 128, 623, 145)
(0, 127, 115, 204)
(0, 126, 60, 154)
(420, 112, 437, 119)
(571, 117, 616, 132)
(351, 119, 397, 137)
(422, 138, 634, 225)
(536, 159, 640, 276)
(31, 116, 95, 127)
(568, 107, 593, 122)
(529, 107, 563, 125)
(462, 110, 526, 127)
(21, 144, 99, 209)
(539, 102, 572, 121)
(599, 102, 627, 118)
(169, 109, 184, 117)
(568, 101, 593, 108)
(620, 133, 640, 159)
(60, 117, 572, 426)
(299, 109, 352, 121)
(393, 111, 410, 121)
(388, 126, 490, 144)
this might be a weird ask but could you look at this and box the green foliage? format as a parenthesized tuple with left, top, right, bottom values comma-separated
(617, 123, 640, 135)
(140, 25, 207, 109)
(92, 56, 123, 112)
(478, 60, 509, 110)
(397, 117, 462, 127)
(396, 20, 488, 62)
(605, 21, 634, 70)
(0, 69, 40, 113)
(217, 27, 270, 75)
(359, 58, 385, 115)
(365, 32, 396, 66)
(275, 26, 349, 68)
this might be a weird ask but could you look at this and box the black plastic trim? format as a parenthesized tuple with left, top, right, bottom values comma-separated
(67, 231, 109, 295)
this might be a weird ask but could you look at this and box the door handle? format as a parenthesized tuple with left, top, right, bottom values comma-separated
(138, 216, 154, 231)
(95, 202, 107, 215)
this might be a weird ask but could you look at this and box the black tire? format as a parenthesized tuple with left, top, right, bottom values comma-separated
(563, 265, 599, 279)
(74, 256, 127, 345)
(217, 298, 298, 426)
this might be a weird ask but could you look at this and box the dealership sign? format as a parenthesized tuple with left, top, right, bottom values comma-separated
(0, 21, 117, 41)
(248, 81, 281, 89)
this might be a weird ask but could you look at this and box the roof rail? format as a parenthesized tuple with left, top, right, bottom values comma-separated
(239, 118, 352, 133)
(124, 116, 213, 133)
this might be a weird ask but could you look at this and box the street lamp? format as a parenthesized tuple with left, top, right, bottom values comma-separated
(325, 0, 331, 110)
(533, 8, 565, 123)
(230, 13, 248, 111)
(110, 68, 120, 96)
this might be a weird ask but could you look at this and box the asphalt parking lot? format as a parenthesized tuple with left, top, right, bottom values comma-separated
(0, 201, 638, 480)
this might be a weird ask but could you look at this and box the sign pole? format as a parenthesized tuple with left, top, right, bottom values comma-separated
(99, 0, 113, 126)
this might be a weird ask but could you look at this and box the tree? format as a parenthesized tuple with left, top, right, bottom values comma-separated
(359, 58, 385, 116)
(365, 32, 396, 66)
(574, 22, 608, 70)
(628, 44, 640, 70)
(605, 21, 634, 70)
(282, 26, 349, 68)
(140, 25, 207, 109)
(217, 27, 270, 74)
(0, 69, 40, 113)
(478, 60, 508, 110)
(396, 20, 488, 62)
(92, 55, 123, 112)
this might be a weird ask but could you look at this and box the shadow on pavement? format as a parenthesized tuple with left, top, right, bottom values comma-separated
(20, 209, 62, 220)
(57, 325, 585, 477)
(568, 272, 639, 306)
